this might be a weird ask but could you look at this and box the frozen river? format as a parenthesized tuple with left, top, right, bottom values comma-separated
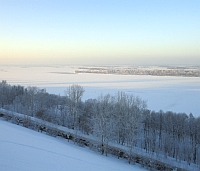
(0, 65, 199, 117)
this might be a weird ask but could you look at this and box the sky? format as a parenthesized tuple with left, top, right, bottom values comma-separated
(0, 0, 200, 66)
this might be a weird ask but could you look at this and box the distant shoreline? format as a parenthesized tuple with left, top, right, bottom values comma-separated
(75, 67, 200, 77)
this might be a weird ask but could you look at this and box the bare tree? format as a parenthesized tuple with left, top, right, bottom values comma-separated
(65, 84, 84, 129)
(26, 86, 39, 117)
(0, 80, 9, 108)
(92, 94, 115, 155)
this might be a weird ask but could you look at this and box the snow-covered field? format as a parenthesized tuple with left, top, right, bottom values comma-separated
(0, 65, 199, 117)
(0, 119, 146, 171)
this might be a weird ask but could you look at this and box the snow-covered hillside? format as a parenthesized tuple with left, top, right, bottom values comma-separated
(0, 119, 146, 171)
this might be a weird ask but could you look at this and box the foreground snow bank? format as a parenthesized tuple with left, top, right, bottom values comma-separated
(1, 108, 199, 171)
(0, 119, 146, 171)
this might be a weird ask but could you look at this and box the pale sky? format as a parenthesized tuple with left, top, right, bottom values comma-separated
(0, 0, 200, 66)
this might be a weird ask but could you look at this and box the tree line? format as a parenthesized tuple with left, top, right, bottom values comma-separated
(0, 80, 199, 168)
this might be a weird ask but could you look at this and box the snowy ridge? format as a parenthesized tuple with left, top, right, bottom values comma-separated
(0, 108, 199, 171)
(0, 120, 146, 171)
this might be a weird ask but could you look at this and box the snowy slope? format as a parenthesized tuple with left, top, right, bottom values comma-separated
(0, 119, 146, 171)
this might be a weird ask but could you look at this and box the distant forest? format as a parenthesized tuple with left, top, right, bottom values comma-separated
(0, 80, 200, 170)
(75, 67, 200, 77)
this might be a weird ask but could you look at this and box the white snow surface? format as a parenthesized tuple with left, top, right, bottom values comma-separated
(0, 119, 146, 171)
(0, 65, 199, 117)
